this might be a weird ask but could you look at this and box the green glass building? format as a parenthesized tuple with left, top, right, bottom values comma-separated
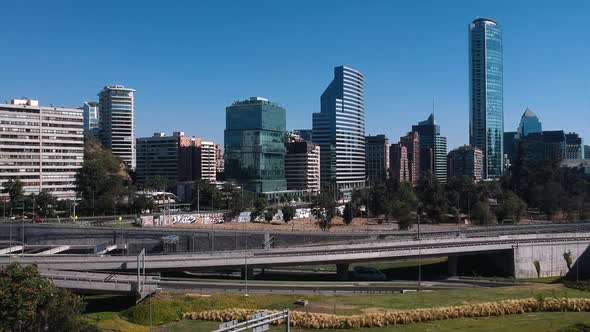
(224, 97, 287, 193)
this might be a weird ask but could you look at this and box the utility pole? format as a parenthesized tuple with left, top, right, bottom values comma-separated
(21, 202, 25, 258)
(417, 203, 422, 292)
(197, 182, 200, 214)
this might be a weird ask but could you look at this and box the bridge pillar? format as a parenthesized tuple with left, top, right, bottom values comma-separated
(240, 267, 254, 279)
(447, 255, 458, 277)
(336, 263, 349, 281)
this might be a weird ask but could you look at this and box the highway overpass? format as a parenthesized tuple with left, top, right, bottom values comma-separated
(2, 232, 589, 279)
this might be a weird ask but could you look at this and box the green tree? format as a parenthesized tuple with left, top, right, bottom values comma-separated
(264, 207, 277, 222)
(2, 179, 24, 215)
(144, 176, 170, 192)
(0, 263, 94, 331)
(415, 172, 446, 222)
(250, 197, 268, 222)
(394, 201, 413, 230)
(495, 191, 527, 224)
(281, 205, 296, 223)
(471, 200, 495, 225)
(132, 193, 156, 213)
(342, 203, 354, 225)
(563, 251, 573, 272)
(35, 191, 57, 217)
(311, 192, 336, 231)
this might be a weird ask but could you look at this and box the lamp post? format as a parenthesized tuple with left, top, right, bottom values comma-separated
(417, 203, 423, 292)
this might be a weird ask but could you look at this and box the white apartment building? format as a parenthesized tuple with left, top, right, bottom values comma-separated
(199, 141, 217, 183)
(285, 139, 321, 193)
(0, 99, 83, 200)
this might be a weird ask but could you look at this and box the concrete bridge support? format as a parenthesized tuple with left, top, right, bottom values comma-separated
(336, 263, 349, 281)
(447, 255, 458, 277)
(513, 241, 590, 278)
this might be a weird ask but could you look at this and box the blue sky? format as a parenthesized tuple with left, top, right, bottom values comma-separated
(1, 0, 588, 150)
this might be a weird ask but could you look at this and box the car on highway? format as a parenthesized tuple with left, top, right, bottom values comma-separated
(33, 217, 44, 223)
(351, 266, 386, 281)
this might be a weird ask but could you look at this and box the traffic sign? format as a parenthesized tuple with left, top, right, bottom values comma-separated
(118, 216, 123, 221)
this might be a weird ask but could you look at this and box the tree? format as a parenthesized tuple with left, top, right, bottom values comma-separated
(2, 179, 24, 214)
(0, 263, 95, 332)
(394, 201, 413, 230)
(415, 172, 446, 222)
(471, 200, 495, 225)
(281, 205, 296, 223)
(144, 176, 170, 192)
(533, 260, 541, 278)
(132, 193, 156, 213)
(342, 203, 354, 225)
(250, 197, 268, 222)
(563, 251, 573, 272)
(227, 190, 244, 219)
(311, 192, 336, 231)
(35, 191, 57, 217)
(495, 191, 527, 224)
(264, 207, 277, 222)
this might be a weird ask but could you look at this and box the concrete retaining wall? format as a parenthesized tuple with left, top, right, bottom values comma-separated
(513, 241, 590, 278)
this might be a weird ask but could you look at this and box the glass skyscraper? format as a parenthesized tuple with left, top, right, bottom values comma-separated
(224, 97, 287, 193)
(517, 107, 542, 138)
(412, 114, 447, 183)
(469, 17, 504, 179)
(312, 66, 365, 193)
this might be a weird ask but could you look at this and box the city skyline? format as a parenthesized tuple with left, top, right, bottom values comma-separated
(0, 1, 588, 151)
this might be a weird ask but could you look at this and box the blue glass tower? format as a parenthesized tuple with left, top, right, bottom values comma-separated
(469, 18, 504, 179)
(517, 108, 542, 138)
(313, 66, 365, 193)
(224, 97, 287, 193)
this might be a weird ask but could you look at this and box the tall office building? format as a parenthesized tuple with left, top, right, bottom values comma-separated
(447, 145, 483, 182)
(285, 134, 320, 193)
(293, 129, 313, 142)
(389, 143, 409, 182)
(98, 85, 136, 169)
(517, 108, 542, 138)
(81, 101, 99, 135)
(365, 135, 390, 183)
(585, 145, 590, 160)
(136, 132, 217, 185)
(224, 97, 287, 193)
(469, 17, 504, 179)
(412, 114, 447, 183)
(312, 66, 365, 193)
(400, 131, 420, 186)
(0, 99, 83, 200)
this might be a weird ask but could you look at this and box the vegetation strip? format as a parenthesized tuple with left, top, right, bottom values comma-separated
(183, 297, 590, 329)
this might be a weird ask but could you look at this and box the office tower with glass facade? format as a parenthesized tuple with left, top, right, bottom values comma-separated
(82, 101, 99, 135)
(293, 129, 313, 142)
(312, 66, 365, 193)
(98, 85, 136, 169)
(447, 145, 483, 181)
(224, 97, 287, 193)
(585, 145, 590, 160)
(412, 114, 447, 183)
(517, 108, 542, 138)
(565, 132, 584, 160)
(365, 135, 390, 183)
(469, 17, 504, 179)
(0, 99, 83, 200)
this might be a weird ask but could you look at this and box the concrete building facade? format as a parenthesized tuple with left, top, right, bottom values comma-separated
(313, 66, 365, 193)
(0, 99, 83, 200)
(285, 137, 320, 193)
(389, 143, 409, 182)
(447, 145, 483, 181)
(98, 85, 136, 169)
(365, 135, 389, 183)
(400, 131, 420, 186)
(136, 132, 217, 185)
(412, 114, 447, 183)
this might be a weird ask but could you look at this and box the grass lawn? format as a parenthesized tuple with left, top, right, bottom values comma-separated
(169, 312, 590, 332)
(82, 284, 590, 331)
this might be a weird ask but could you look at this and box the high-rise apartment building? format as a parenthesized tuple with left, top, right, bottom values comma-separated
(214, 143, 224, 178)
(389, 143, 409, 182)
(469, 17, 504, 179)
(400, 131, 420, 186)
(447, 145, 483, 181)
(312, 66, 365, 193)
(517, 108, 542, 138)
(365, 135, 389, 183)
(412, 114, 447, 183)
(136, 132, 217, 185)
(285, 134, 320, 193)
(224, 97, 287, 193)
(0, 99, 83, 200)
(81, 101, 99, 135)
(98, 85, 136, 169)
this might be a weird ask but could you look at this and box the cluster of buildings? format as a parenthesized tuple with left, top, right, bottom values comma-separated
(1, 17, 588, 204)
